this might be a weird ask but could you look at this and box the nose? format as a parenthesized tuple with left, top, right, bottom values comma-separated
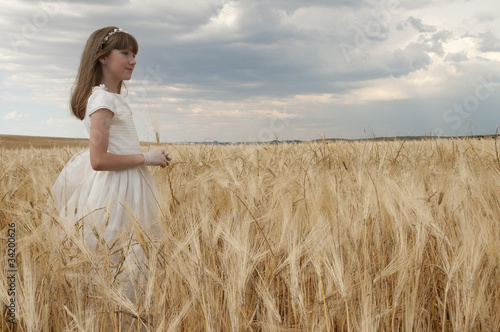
(130, 56, 136, 65)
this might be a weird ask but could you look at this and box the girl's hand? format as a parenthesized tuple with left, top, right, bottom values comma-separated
(142, 149, 172, 168)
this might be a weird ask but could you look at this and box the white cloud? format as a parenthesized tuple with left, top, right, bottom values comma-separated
(4, 111, 29, 120)
(40, 118, 73, 126)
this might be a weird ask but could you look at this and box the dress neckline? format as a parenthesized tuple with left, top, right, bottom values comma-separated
(92, 84, 122, 96)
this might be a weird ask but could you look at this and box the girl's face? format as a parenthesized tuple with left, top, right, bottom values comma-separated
(101, 49, 136, 83)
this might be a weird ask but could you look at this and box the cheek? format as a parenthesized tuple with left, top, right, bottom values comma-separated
(111, 61, 124, 69)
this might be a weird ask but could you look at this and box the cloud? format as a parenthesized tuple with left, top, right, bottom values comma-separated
(406, 16, 436, 32)
(478, 30, 500, 52)
(419, 30, 454, 56)
(4, 111, 29, 120)
(40, 118, 73, 126)
(397, 16, 436, 32)
(445, 52, 468, 62)
(473, 11, 499, 23)
(392, 42, 433, 76)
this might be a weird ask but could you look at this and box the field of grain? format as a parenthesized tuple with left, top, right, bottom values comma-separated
(1, 136, 500, 331)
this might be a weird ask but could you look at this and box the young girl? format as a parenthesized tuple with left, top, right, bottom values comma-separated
(51, 26, 170, 303)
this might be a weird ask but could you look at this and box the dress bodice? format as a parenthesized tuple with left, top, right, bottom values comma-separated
(84, 85, 141, 155)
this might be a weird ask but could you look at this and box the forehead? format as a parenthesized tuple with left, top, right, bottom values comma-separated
(111, 32, 138, 54)
(112, 48, 136, 54)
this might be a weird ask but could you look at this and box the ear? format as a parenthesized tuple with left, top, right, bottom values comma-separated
(99, 57, 107, 65)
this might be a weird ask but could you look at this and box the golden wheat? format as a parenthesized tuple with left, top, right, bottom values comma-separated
(1, 138, 500, 331)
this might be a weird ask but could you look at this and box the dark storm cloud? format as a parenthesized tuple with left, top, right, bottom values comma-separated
(1, 0, 500, 141)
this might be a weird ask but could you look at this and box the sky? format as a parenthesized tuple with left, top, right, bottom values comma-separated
(1, 0, 500, 143)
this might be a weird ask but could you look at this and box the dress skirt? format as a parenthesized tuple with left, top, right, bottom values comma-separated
(51, 148, 161, 303)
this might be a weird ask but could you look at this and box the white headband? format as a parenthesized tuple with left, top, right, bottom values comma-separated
(100, 28, 127, 50)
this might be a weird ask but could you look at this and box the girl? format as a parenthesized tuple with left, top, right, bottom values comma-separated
(52, 26, 170, 303)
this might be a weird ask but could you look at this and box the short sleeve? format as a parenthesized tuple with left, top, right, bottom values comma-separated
(86, 88, 115, 117)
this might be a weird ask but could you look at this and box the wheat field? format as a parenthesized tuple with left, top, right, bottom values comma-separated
(1, 137, 500, 331)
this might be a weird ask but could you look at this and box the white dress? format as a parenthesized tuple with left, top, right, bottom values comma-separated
(52, 85, 160, 302)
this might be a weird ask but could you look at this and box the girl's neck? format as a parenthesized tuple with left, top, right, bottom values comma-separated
(99, 80, 119, 94)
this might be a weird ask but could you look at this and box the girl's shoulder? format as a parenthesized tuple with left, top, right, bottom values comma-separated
(89, 84, 125, 101)
(87, 85, 117, 116)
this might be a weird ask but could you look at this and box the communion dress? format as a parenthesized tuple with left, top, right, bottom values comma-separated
(51, 85, 160, 302)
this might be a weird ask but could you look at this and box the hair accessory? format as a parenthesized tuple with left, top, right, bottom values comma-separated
(100, 28, 127, 50)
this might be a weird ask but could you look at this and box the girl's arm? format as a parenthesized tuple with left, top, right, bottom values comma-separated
(89, 108, 145, 171)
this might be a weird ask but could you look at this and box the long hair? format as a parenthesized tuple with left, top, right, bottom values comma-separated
(70, 26, 139, 120)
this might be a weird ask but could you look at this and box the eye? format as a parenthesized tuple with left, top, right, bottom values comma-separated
(122, 50, 136, 58)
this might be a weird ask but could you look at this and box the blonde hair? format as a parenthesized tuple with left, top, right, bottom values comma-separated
(70, 26, 139, 120)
